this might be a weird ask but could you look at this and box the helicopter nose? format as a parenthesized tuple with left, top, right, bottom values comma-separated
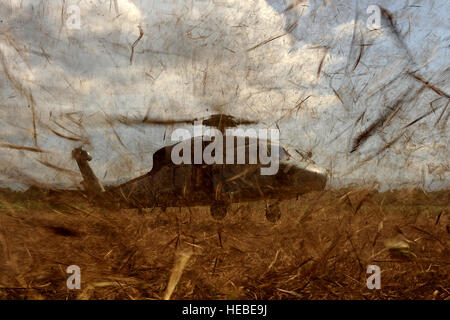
(316, 171, 327, 190)
(291, 167, 327, 191)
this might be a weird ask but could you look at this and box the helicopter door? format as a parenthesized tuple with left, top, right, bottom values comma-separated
(152, 164, 174, 192)
(173, 164, 193, 199)
(191, 164, 214, 201)
(216, 136, 262, 199)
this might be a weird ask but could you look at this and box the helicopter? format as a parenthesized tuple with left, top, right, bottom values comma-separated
(72, 114, 327, 222)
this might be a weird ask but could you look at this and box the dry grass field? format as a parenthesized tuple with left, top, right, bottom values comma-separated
(0, 187, 448, 300)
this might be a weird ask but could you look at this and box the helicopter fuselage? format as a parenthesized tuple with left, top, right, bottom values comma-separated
(100, 135, 327, 210)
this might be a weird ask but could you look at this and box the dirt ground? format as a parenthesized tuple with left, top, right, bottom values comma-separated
(0, 187, 448, 300)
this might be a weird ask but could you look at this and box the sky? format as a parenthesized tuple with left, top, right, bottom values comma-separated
(0, 0, 448, 190)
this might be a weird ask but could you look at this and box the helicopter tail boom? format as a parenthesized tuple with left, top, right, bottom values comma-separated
(72, 147, 105, 195)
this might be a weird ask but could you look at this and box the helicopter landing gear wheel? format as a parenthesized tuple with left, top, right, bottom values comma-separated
(265, 202, 281, 223)
(210, 202, 228, 220)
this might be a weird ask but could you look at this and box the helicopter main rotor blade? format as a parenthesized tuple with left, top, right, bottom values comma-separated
(107, 115, 199, 126)
(202, 114, 258, 130)
(108, 114, 258, 128)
